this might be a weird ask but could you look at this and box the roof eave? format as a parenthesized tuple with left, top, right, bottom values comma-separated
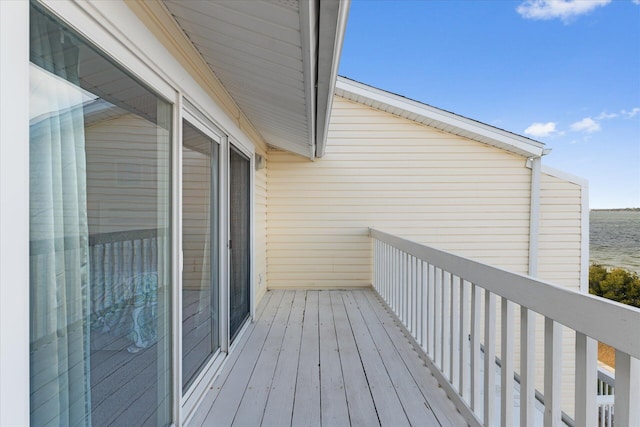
(314, 0, 350, 159)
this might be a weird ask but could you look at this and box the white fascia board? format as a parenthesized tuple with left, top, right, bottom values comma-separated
(336, 77, 547, 158)
(315, 0, 351, 159)
(541, 165, 589, 187)
(299, 0, 317, 160)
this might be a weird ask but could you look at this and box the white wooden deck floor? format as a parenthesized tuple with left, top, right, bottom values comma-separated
(188, 289, 467, 427)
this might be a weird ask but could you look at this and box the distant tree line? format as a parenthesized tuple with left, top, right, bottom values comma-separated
(589, 264, 640, 308)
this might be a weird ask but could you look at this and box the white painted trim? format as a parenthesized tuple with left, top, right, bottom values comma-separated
(580, 180, 590, 293)
(220, 135, 230, 354)
(336, 77, 547, 158)
(315, 0, 351, 158)
(541, 165, 589, 187)
(182, 101, 225, 145)
(299, 0, 317, 160)
(528, 157, 541, 277)
(369, 228, 640, 359)
(0, 1, 29, 425)
(40, 0, 175, 100)
(172, 93, 184, 426)
(181, 350, 225, 425)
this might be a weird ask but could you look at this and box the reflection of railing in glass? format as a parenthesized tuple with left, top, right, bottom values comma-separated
(89, 229, 164, 353)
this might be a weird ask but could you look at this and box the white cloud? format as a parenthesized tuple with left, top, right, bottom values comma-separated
(524, 121, 558, 137)
(597, 111, 618, 120)
(634, 0, 640, 5)
(570, 117, 601, 133)
(517, 0, 611, 22)
(622, 107, 640, 118)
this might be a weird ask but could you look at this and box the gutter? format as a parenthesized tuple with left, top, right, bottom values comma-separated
(314, 0, 351, 159)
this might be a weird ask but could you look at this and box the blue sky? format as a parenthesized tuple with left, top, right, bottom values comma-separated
(339, 0, 640, 209)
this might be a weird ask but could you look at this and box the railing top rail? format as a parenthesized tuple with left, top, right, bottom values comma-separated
(370, 228, 640, 359)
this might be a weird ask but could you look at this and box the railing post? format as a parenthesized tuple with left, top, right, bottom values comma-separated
(520, 307, 536, 427)
(451, 275, 461, 389)
(471, 283, 481, 414)
(575, 332, 597, 427)
(460, 279, 470, 402)
(500, 298, 514, 427)
(615, 351, 640, 427)
(484, 291, 496, 427)
(544, 318, 562, 426)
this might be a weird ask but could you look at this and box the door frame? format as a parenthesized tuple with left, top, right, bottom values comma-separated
(179, 103, 227, 420)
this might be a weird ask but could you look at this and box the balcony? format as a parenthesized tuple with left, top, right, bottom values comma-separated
(188, 230, 639, 426)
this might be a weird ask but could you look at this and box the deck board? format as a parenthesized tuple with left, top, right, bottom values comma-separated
(331, 291, 379, 426)
(291, 290, 321, 427)
(189, 289, 466, 427)
(261, 290, 306, 426)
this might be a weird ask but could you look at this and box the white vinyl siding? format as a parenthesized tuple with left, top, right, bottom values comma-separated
(267, 97, 533, 289)
(537, 171, 585, 417)
(539, 172, 584, 289)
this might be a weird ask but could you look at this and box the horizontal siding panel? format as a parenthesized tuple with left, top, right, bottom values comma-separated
(267, 97, 535, 287)
(538, 172, 584, 300)
(267, 97, 583, 293)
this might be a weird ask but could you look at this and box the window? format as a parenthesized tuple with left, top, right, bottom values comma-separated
(29, 4, 171, 425)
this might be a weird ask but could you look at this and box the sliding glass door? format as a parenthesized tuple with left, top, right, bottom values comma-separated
(229, 147, 251, 342)
(29, 4, 171, 425)
(181, 120, 219, 392)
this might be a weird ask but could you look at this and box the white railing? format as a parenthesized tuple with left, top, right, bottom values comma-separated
(370, 229, 640, 427)
(597, 366, 615, 427)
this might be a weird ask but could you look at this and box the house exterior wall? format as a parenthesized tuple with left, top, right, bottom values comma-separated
(9, 1, 272, 423)
(267, 96, 534, 289)
(255, 154, 269, 303)
(539, 170, 585, 290)
(536, 169, 587, 417)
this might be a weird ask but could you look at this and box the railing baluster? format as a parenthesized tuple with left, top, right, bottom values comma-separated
(544, 318, 562, 426)
(575, 332, 597, 427)
(450, 275, 460, 390)
(484, 290, 496, 427)
(435, 267, 442, 369)
(416, 258, 423, 347)
(428, 263, 435, 359)
(614, 351, 640, 427)
(460, 279, 470, 402)
(471, 283, 481, 414)
(500, 298, 514, 427)
(520, 307, 535, 427)
(421, 261, 428, 353)
(442, 271, 451, 378)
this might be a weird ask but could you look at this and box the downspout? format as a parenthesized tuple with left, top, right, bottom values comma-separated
(521, 151, 547, 427)
(527, 148, 551, 276)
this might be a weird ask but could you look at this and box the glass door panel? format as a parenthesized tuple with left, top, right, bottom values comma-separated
(182, 121, 219, 391)
(29, 4, 172, 426)
(229, 147, 251, 342)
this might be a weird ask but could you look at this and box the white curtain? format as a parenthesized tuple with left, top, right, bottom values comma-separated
(29, 10, 91, 426)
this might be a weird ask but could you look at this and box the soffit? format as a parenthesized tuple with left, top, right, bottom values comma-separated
(163, 0, 316, 158)
(335, 77, 547, 158)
